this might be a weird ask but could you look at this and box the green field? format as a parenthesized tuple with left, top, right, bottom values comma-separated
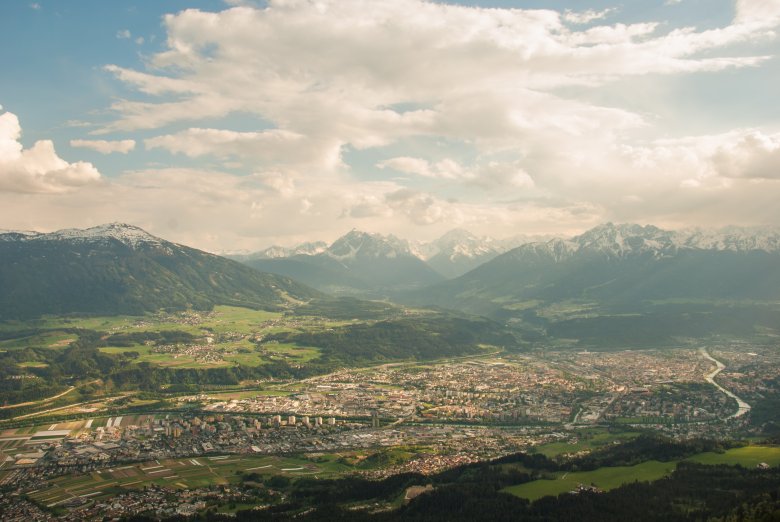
(26, 453, 352, 508)
(504, 446, 780, 501)
(0, 330, 78, 351)
(29, 305, 327, 369)
(687, 445, 780, 467)
(503, 460, 677, 500)
(534, 429, 640, 458)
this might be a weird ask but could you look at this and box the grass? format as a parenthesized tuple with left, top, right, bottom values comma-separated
(99, 344, 152, 355)
(0, 306, 336, 378)
(16, 361, 49, 368)
(504, 445, 780, 501)
(199, 306, 282, 334)
(533, 429, 640, 458)
(204, 390, 265, 400)
(687, 446, 780, 467)
(14, 306, 324, 369)
(262, 342, 321, 362)
(0, 331, 78, 351)
(27, 453, 352, 508)
(503, 460, 678, 501)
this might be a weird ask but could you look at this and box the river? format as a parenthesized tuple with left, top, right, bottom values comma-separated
(699, 347, 751, 419)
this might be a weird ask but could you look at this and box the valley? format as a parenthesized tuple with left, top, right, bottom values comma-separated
(1, 223, 779, 520)
(1, 303, 779, 519)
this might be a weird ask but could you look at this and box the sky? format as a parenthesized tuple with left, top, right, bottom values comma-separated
(1, 0, 779, 252)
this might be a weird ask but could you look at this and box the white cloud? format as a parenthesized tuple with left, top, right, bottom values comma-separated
(735, 0, 780, 26)
(254, 171, 296, 196)
(378, 156, 534, 189)
(711, 131, 780, 180)
(116, 30, 144, 45)
(70, 139, 136, 154)
(101, 0, 776, 144)
(144, 127, 341, 171)
(563, 9, 615, 25)
(0, 109, 101, 194)
(384, 189, 454, 225)
(377, 157, 460, 180)
(617, 129, 780, 182)
(92, 0, 780, 214)
(5, 1, 780, 247)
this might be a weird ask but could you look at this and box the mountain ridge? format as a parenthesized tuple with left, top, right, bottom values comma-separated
(0, 223, 321, 319)
(400, 222, 780, 340)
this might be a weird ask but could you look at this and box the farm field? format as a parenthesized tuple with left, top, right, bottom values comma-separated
(503, 460, 677, 501)
(686, 445, 780, 467)
(503, 445, 780, 501)
(5, 306, 330, 371)
(533, 429, 640, 458)
(24, 454, 350, 508)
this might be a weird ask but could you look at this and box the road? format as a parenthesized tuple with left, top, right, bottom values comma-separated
(0, 386, 76, 410)
(10, 392, 132, 421)
(0, 379, 101, 411)
(699, 347, 751, 418)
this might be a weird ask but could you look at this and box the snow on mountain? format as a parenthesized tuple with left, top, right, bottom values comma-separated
(503, 223, 780, 263)
(252, 241, 328, 259)
(573, 223, 679, 258)
(427, 229, 499, 260)
(326, 230, 415, 261)
(0, 229, 40, 241)
(676, 226, 780, 252)
(0, 223, 167, 249)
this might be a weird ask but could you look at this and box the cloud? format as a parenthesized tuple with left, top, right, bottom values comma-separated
(101, 0, 775, 144)
(92, 0, 780, 217)
(144, 127, 341, 171)
(254, 171, 296, 196)
(711, 131, 780, 180)
(29, 2, 41, 10)
(5, 1, 780, 248)
(563, 9, 615, 25)
(377, 157, 461, 180)
(384, 189, 456, 225)
(0, 109, 101, 193)
(378, 156, 534, 189)
(616, 129, 780, 183)
(70, 139, 136, 154)
(735, 0, 780, 26)
(116, 30, 144, 45)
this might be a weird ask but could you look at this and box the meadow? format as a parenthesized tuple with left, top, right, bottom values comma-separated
(503, 445, 780, 501)
(25, 453, 351, 508)
(5, 305, 327, 370)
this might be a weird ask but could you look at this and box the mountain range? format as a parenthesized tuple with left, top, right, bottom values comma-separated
(231, 228, 548, 295)
(0, 223, 320, 319)
(2, 221, 779, 346)
(228, 224, 780, 299)
(401, 223, 780, 346)
(407, 223, 780, 307)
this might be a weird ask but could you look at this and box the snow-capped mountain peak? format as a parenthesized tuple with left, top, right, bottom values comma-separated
(327, 229, 414, 260)
(573, 223, 677, 258)
(0, 223, 167, 249)
(502, 223, 780, 264)
(252, 241, 328, 259)
(45, 223, 165, 248)
(676, 226, 780, 252)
